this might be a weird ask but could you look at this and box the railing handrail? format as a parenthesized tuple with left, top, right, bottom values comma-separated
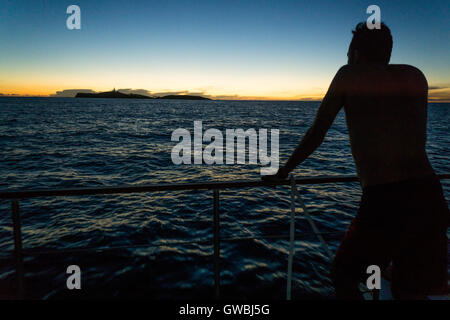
(2, 173, 449, 200)
(3, 173, 449, 299)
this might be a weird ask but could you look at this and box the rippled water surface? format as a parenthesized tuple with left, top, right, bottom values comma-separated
(0, 97, 448, 299)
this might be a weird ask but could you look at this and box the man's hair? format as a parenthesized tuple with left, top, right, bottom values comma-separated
(349, 22, 393, 64)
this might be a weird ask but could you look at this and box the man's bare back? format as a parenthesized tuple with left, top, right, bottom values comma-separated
(341, 64, 434, 187)
(263, 63, 435, 188)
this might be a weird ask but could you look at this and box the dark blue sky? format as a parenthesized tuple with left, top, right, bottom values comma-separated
(1, 0, 448, 99)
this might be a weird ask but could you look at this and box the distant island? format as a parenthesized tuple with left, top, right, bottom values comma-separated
(159, 94, 210, 100)
(75, 89, 211, 100)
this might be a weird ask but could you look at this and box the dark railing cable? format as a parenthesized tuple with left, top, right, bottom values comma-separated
(11, 200, 24, 299)
(213, 189, 220, 299)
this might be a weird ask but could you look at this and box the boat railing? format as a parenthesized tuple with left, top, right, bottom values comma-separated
(1, 173, 449, 300)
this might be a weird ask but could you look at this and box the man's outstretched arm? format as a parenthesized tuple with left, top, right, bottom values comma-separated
(264, 66, 348, 180)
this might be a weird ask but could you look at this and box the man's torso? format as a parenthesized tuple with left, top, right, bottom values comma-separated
(341, 64, 434, 187)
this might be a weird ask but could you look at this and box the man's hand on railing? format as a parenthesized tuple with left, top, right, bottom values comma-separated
(261, 166, 290, 182)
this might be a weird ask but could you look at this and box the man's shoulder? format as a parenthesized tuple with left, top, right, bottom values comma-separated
(388, 64, 428, 87)
(337, 63, 424, 74)
(335, 64, 353, 75)
(332, 65, 354, 83)
(338, 64, 427, 86)
(387, 64, 425, 75)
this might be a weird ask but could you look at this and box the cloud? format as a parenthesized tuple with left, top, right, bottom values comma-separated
(429, 86, 449, 91)
(428, 87, 450, 102)
(296, 97, 319, 101)
(213, 95, 267, 100)
(51, 89, 96, 97)
(211, 94, 241, 100)
(0, 92, 22, 96)
(151, 90, 190, 96)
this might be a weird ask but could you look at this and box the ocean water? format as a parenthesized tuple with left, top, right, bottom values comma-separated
(0, 97, 448, 299)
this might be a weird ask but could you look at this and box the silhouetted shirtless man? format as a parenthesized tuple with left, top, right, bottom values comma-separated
(263, 22, 449, 299)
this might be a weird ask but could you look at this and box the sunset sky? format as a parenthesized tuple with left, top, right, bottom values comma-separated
(1, 0, 449, 100)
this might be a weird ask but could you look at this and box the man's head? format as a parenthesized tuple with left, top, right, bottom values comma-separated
(347, 22, 393, 65)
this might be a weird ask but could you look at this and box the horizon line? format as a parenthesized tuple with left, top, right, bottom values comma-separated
(1, 88, 450, 103)
(0, 95, 322, 102)
(1, 95, 449, 103)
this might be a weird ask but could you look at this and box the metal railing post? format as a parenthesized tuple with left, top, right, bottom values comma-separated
(286, 175, 296, 300)
(11, 200, 25, 299)
(213, 189, 220, 299)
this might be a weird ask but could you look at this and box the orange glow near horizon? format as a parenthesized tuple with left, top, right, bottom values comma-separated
(1, 73, 449, 101)
(1, 85, 449, 102)
(0, 76, 329, 100)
